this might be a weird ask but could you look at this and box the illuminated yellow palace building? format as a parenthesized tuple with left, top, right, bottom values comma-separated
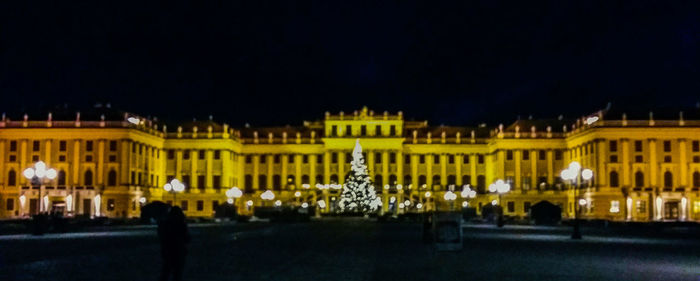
(1, 106, 699, 222)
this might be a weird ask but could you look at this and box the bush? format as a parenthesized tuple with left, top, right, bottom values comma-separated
(214, 204, 238, 219)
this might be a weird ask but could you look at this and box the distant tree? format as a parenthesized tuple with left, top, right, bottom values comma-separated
(338, 139, 382, 214)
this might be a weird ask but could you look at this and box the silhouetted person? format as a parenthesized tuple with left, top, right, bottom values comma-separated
(158, 206, 190, 281)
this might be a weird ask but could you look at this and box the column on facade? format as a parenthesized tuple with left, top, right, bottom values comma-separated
(440, 154, 447, 186)
(485, 153, 494, 188)
(596, 140, 606, 187)
(382, 151, 390, 186)
(649, 139, 657, 187)
(396, 151, 404, 185)
(469, 154, 477, 186)
(410, 154, 418, 188)
(338, 152, 346, 184)
(426, 154, 433, 187)
(679, 139, 687, 187)
(295, 154, 302, 188)
(122, 141, 132, 185)
(252, 155, 260, 189)
(222, 150, 231, 188)
(514, 150, 522, 190)
(365, 151, 373, 179)
(0, 141, 4, 190)
(530, 149, 537, 188)
(190, 149, 198, 190)
(323, 152, 330, 184)
(205, 150, 213, 191)
(281, 154, 288, 189)
(175, 150, 183, 181)
(309, 154, 317, 186)
(455, 154, 463, 186)
(44, 139, 52, 167)
(266, 154, 273, 190)
(72, 140, 81, 186)
(621, 139, 630, 187)
(97, 140, 105, 185)
(546, 149, 554, 187)
(496, 150, 505, 181)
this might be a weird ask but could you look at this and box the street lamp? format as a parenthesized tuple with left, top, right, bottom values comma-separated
(488, 179, 511, 227)
(560, 161, 593, 239)
(443, 191, 457, 211)
(260, 190, 275, 206)
(163, 179, 185, 206)
(460, 184, 477, 207)
(225, 187, 243, 206)
(23, 161, 58, 214)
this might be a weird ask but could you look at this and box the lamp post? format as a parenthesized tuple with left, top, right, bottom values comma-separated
(560, 161, 593, 239)
(23, 161, 58, 214)
(163, 179, 185, 206)
(260, 190, 275, 207)
(225, 187, 243, 206)
(443, 191, 457, 211)
(460, 184, 477, 208)
(488, 179, 511, 227)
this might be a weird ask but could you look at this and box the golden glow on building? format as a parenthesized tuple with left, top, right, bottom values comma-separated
(1, 106, 699, 222)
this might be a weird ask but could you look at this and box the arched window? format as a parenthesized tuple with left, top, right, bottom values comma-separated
(477, 175, 486, 193)
(258, 175, 267, 189)
(58, 170, 66, 186)
(693, 171, 700, 188)
(388, 175, 397, 185)
(403, 175, 412, 186)
(272, 175, 281, 190)
(315, 175, 323, 185)
(664, 171, 673, 188)
(635, 171, 644, 188)
(301, 175, 310, 184)
(418, 175, 427, 187)
(244, 175, 253, 192)
(7, 170, 16, 186)
(107, 170, 117, 186)
(432, 175, 441, 189)
(374, 175, 383, 187)
(330, 174, 339, 184)
(609, 171, 619, 187)
(462, 175, 471, 186)
(84, 170, 93, 186)
(447, 175, 456, 185)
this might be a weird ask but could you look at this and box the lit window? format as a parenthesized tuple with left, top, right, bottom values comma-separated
(609, 200, 620, 213)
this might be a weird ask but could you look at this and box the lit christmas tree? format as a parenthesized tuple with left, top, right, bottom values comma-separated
(338, 139, 382, 214)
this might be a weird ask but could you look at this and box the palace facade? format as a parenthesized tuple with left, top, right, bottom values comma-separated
(1, 106, 699, 222)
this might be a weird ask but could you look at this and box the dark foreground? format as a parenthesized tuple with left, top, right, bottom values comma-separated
(1, 219, 699, 281)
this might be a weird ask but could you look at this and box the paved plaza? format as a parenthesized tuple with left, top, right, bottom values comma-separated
(1, 219, 699, 281)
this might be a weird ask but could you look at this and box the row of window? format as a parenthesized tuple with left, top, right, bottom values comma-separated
(607, 170, 700, 188)
(243, 153, 491, 165)
(329, 124, 398, 137)
(166, 150, 227, 160)
(505, 150, 564, 161)
(609, 140, 700, 153)
(8, 140, 120, 153)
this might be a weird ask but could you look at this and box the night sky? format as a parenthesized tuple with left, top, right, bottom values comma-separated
(1, 1, 698, 126)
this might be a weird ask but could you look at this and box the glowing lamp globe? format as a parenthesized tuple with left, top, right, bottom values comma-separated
(23, 168, 35, 179)
(581, 169, 593, 180)
(46, 169, 57, 180)
(568, 161, 581, 173)
(294, 191, 302, 197)
(163, 183, 173, 192)
(301, 202, 309, 208)
(424, 191, 431, 198)
(35, 161, 46, 171)
(579, 199, 587, 206)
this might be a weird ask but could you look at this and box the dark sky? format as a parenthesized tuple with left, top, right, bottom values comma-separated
(1, 1, 698, 126)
